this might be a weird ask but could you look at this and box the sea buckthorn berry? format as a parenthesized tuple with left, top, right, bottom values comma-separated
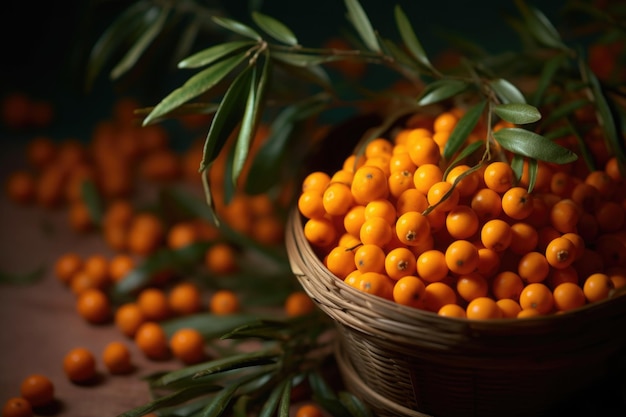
(343, 205, 366, 237)
(295, 404, 325, 417)
(301, 171, 331, 194)
(456, 272, 488, 302)
(20, 374, 54, 408)
(298, 191, 326, 219)
(330, 169, 354, 185)
(416, 250, 449, 283)
(438, 303, 466, 318)
(354, 244, 386, 273)
(570, 182, 601, 212)
(445, 240, 479, 275)
(395, 188, 428, 216)
(491, 271, 525, 301)
(509, 222, 539, 255)
(480, 219, 512, 252)
(501, 187, 534, 220)
(166, 221, 199, 250)
(445, 206, 479, 240)
(433, 112, 459, 133)
(466, 297, 502, 319)
(168, 282, 203, 316)
(423, 282, 457, 312)
(583, 273, 614, 303)
(108, 254, 134, 284)
(585, 170, 616, 198)
(63, 347, 97, 383)
(285, 291, 316, 317)
(413, 164, 443, 195)
(359, 217, 392, 247)
(322, 182, 354, 216)
(350, 165, 389, 205)
(477, 247, 501, 278)
(385, 247, 417, 280)
(364, 199, 396, 225)
(408, 136, 440, 167)
(325, 246, 357, 279)
(54, 252, 83, 285)
(497, 299, 522, 318)
(483, 161, 514, 194)
(553, 282, 586, 312)
(446, 164, 479, 198)
(545, 237, 577, 269)
(470, 188, 502, 221)
(137, 288, 171, 322)
(205, 243, 239, 275)
(77, 288, 112, 324)
(127, 213, 165, 256)
(388, 170, 415, 199)
(595, 200, 625, 233)
(209, 289, 240, 315)
(519, 283, 554, 315)
(115, 302, 145, 338)
(389, 152, 416, 174)
(2, 398, 32, 417)
(365, 138, 393, 159)
(342, 154, 366, 173)
(517, 308, 542, 318)
(518, 252, 550, 284)
(303, 217, 337, 248)
(356, 272, 393, 299)
(550, 171, 574, 197)
(549, 199, 580, 234)
(135, 322, 170, 360)
(102, 341, 133, 374)
(393, 276, 426, 308)
(395, 211, 430, 246)
(170, 328, 206, 365)
(427, 181, 459, 212)
(547, 266, 579, 290)
(561, 232, 585, 261)
(5, 171, 36, 205)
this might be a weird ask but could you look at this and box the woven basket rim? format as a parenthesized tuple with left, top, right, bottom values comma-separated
(286, 207, 626, 345)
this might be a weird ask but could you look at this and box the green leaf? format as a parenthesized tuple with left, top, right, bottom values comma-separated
(489, 78, 526, 104)
(394, 5, 432, 70)
(200, 383, 240, 417)
(515, 0, 567, 50)
(566, 118, 597, 172)
(493, 127, 578, 164)
(144, 53, 246, 126)
(110, 5, 170, 79)
(232, 395, 251, 417)
(338, 391, 375, 417)
(200, 64, 255, 172)
(80, 179, 104, 225)
(442, 141, 484, 180)
(493, 103, 541, 125)
(539, 98, 589, 128)
(160, 313, 269, 340)
(510, 153, 524, 183)
(118, 382, 222, 417)
(271, 51, 342, 67)
(259, 379, 289, 417)
(0, 266, 45, 285)
(252, 12, 298, 45)
(272, 59, 332, 91)
(530, 53, 567, 106)
(171, 16, 201, 69)
(277, 378, 293, 417)
(212, 16, 261, 40)
(314, 397, 353, 417)
(193, 351, 279, 380)
(526, 157, 538, 193)
(85, 0, 152, 90)
(443, 100, 486, 161)
(344, 0, 380, 52)
(308, 372, 336, 401)
(417, 79, 470, 106)
(179, 41, 257, 69)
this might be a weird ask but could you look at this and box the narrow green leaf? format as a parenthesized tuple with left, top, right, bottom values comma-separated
(344, 0, 380, 52)
(179, 41, 256, 69)
(526, 157, 538, 193)
(272, 59, 332, 91)
(314, 397, 353, 417)
(515, 0, 567, 50)
(489, 78, 526, 104)
(0, 266, 45, 285)
(117, 383, 222, 417)
(277, 378, 293, 417)
(417, 79, 470, 106)
(212, 16, 261, 40)
(539, 98, 589, 128)
(493, 127, 578, 164)
(160, 313, 268, 340)
(193, 351, 279, 379)
(338, 391, 375, 417)
(200, 383, 240, 417)
(85, 0, 152, 90)
(252, 12, 298, 45)
(80, 179, 104, 225)
(111, 6, 170, 79)
(510, 153, 524, 183)
(531, 53, 567, 106)
(144, 53, 246, 126)
(171, 16, 201, 68)
(308, 372, 336, 401)
(566, 118, 597, 172)
(200, 64, 255, 172)
(443, 100, 486, 161)
(442, 141, 484, 180)
(259, 379, 289, 417)
(493, 103, 541, 125)
(232, 395, 251, 417)
(381, 38, 420, 69)
(271, 51, 342, 67)
(394, 5, 432, 70)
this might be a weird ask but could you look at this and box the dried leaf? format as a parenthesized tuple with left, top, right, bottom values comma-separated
(493, 127, 578, 164)
(252, 11, 298, 46)
(344, 0, 380, 52)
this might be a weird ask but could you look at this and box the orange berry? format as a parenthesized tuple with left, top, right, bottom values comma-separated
(350, 165, 389, 205)
(115, 302, 145, 338)
(476, 247, 501, 278)
(552, 282, 586, 312)
(205, 243, 239, 275)
(2, 397, 33, 417)
(359, 217, 392, 247)
(303, 217, 337, 248)
(108, 254, 134, 284)
(480, 219, 512, 252)
(483, 161, 514, 194)
(433, 111, 458, 133)
(416, 250, 449, 283)
(413, 163, 443, 195)
(496, 298, 522, 318)
(583, 273, 614, 303)
(519, 283, 554, 314)
(354, 244, 386, 274)
(364, 199, 396, 225)
(550, 171, 574, 197)
(438, 303, 466, 318)
(325, 245, 357, 279)
(355, 272, 393, 299)
(167, 221, 199, 250)
(470, 187, 502, 221)
(547, 265, 579, 290)
(595, 200, 625, 232)
(585, 170, 616, 198)
(389, 152, 417, 174)
(545, 237, 577, 269)
(508, 222, 539, 255)
(491, 271, 525, 301)
(384, 247, 417, 280)
(427, 181, 459, 212)
(134, 322, 171, 360)
(284, 291, 316, 317)
(517, 308, 542, 318)
(298, 191, 326, 219)
(210, 289, 240, 315)
(365, 137, 393, 158)
(393, 276, 426, 308)
(501, 187, 534, 220)
(395, 188, 428, 216)
(517, 252, 550, 284)
(343, 205, 366, 237)
(322, 182, 354, 216)
(5, 171, 36, 205)
(102, 341, 133, 374)
(76, 288, 111, 324)
(423, 282, 457, 312)
(168, 282, 203, 316)
(395, 211, 430, 246)
(445, 205, 479, 240)
(301, 171, 331, 194)
(445, 239, 479, 275)
(295, 404, 325, 417)
(388, 170, 415, 199)
(466, 297, 503, 319)
(137, 288, 171, 322)
(26, 136, 56, 170)
(170, 328, 207, 365)
(127, 213, 165, 256)
(446, 164, 479, 198)
(63, 347, 97, 383)
(456, 272, 489, 302)
(549, 199, 580, 234)
(54, 252, 83, 285)
(408, 136, 440, 167)
(19, 374, 54, 408)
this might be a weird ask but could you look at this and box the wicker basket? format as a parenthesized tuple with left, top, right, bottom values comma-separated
(286, 208, 626, 417)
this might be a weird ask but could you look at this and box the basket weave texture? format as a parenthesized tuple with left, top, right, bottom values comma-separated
(286, 208, 626, 417)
